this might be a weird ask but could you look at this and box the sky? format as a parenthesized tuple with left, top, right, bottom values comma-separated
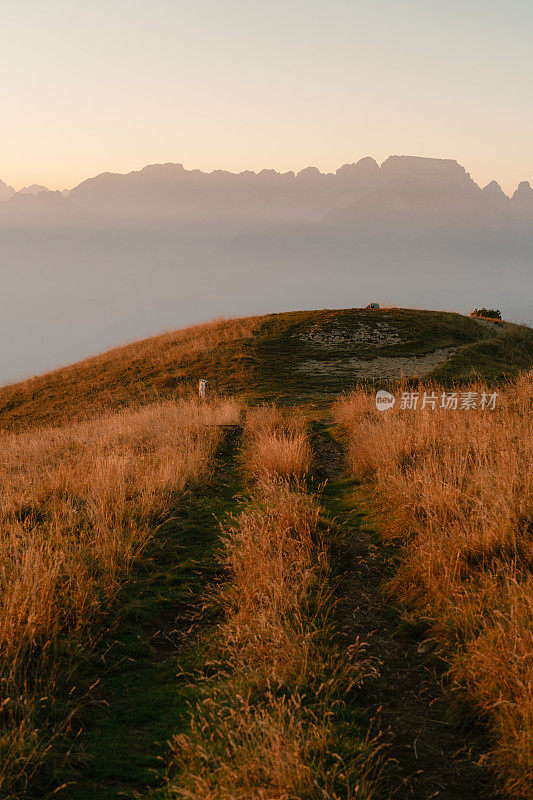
(2, 0, 532, 194)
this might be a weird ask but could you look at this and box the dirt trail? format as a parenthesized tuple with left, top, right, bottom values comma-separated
(57, 425, 242, 800)
(312, 424, 503, 800)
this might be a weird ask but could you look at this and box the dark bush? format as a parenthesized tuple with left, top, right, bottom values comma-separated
(471, 308, 502, 320)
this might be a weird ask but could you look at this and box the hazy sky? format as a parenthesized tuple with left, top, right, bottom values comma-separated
(2, 0, 532, 193)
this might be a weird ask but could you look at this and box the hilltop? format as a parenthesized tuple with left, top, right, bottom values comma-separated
(0, 307, 531, 431)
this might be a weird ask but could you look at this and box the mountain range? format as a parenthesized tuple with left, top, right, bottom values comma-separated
(0, 155, 531, 386)
(1, 156, 532, 228)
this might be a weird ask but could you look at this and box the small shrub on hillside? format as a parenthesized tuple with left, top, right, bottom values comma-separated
(470, 308, 501, 320)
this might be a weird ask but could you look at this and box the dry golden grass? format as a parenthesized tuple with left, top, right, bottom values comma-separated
(1, 307, 529, 435)
(0, 316, 259, 432)
(242, 405, 312, 482)
(0, 395, 240, 795)
(227, 406, 326, 686)
(221, 480, 326, 685)
(169, 681, 374, 800)
(333, 371, 533, 797)
(169, 408, 376, 799)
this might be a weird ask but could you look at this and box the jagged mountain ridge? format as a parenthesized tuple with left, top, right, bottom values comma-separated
(1, 156, 532, 226)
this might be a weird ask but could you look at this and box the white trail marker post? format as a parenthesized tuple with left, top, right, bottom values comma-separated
(198, 378, 207, 399)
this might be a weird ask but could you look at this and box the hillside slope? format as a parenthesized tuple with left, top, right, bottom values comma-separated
(0, 307, 531, 431)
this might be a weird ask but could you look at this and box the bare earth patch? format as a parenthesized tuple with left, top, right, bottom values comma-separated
(298, 322, 403, 348)
(297, 347, 458, 379)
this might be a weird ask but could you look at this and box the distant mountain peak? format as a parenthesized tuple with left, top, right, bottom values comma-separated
(335, 157, 380, 182)
(512, 180, 533, 202)
(18, 184, 50, 196)
(296, 166, 324, 182)
(141, 162, 185, 173)
(378, 155, 480, 200)
(7, 189, 65, 209)
(481, 180, 508, 200)
(0, 178, 15, 202)
(381, 154, 473, 179)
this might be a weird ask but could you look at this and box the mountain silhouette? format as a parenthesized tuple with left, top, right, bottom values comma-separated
(0, 179, 15, 202)
(61, 157, 387, 226)
(512, 181, 533, 209)
(17, 184, 51, 196)
(1, 156, 530, 230)
(481, 180, 508, 201)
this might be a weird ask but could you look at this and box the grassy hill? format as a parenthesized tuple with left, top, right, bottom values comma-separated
(1, 308, 531, 799)
(0, 307, 531, 430)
